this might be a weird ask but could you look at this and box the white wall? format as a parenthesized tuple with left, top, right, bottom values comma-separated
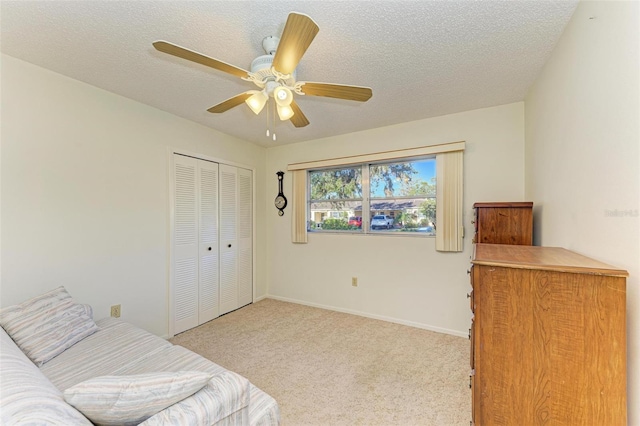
(265, 102, 525, 336)
(0, 55, 268, 337)
(524, 1, 640, 423)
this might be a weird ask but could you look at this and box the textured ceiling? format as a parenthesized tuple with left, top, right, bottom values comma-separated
(0, 1, 578, 147)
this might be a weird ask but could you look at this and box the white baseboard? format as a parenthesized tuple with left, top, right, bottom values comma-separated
(253, 294, 268, 303)
(265, 294, 468, 339)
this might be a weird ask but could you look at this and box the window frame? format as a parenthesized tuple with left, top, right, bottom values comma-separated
(289, 141, 464, 251)
(307, 156, 436, 237)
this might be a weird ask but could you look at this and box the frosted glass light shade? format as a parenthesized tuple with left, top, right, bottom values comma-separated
(273, 86, 293, 107)
(277, 104, 295, 121)
(245, 91, 268, 115)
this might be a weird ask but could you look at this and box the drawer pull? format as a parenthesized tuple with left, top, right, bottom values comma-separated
(467, 293, 471, 299)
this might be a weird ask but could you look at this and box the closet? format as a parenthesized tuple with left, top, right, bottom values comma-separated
(172, 154, 253, 335)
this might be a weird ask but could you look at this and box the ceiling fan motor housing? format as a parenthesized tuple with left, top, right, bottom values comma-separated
(250, 50, 297, 91)
(250, 35, 282, 74)
(262, 36, 279, 55)
(250, 55, 276, 73)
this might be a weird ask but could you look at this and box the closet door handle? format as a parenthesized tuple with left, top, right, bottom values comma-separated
(228, 244, 232, 248)
(208, 247, 212, 251)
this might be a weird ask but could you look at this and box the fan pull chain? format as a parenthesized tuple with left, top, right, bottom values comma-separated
(265, 100, 270, 138)
(263, 99, 277, 141)
(272, 100, 277, 141)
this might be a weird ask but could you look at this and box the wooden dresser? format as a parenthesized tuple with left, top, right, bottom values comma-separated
(469, 244, 627, 425)
(473, 202, 533, 245)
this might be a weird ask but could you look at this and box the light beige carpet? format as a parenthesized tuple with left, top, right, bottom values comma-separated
(170, 299, 471, 426)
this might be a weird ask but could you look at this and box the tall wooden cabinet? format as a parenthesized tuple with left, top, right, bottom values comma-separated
(469, 244, 627, 425)
(472, 202, 533, 245)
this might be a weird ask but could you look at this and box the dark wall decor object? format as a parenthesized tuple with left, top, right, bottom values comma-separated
(275, 171, 287, 216)
(472, 202, 533, 245)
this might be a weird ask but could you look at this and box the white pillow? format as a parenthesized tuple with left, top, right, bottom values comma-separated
(63, 371, 213, 426)
(0, 286, 98, 366)
(139, 371, 250, 426)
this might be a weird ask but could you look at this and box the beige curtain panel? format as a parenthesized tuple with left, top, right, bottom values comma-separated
(291, 170, 308, 244)
(435, 150, 464, 252)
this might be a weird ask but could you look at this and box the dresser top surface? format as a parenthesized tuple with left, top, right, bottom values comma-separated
(472, 244, 628, 277)
(473, 201, 533, 208)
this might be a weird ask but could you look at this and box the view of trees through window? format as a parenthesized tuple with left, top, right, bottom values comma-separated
(308, 158, 436, 235)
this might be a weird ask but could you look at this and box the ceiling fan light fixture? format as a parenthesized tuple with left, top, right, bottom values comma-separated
(154, 12, 371, 134)
(245, 90, 268, 114)
(274, 86, 293, 107)
(277, 104, 295, 121)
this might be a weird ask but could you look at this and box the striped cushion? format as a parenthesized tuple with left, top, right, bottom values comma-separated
(41, 318, 172, 390)
(0, 327, 92, 425)
(108, 344, 251, 424)
(63, 371, 212, 426)
(139, 371, 250, 426)
(40, 317, 278, 425)
(80, 303, 93, 319)
(248, 383, 281, 426)
(0, 287, 99, 366)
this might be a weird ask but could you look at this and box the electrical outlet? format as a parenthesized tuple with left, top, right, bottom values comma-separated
(352, 277, 358, 287)
(110, 304, 121, 318)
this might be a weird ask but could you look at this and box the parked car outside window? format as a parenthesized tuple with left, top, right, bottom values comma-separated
(348, 216, 362, 228)
(371, 215, 394, 230)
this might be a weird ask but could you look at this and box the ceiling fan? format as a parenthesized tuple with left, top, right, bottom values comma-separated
(153, 12, 372, 134)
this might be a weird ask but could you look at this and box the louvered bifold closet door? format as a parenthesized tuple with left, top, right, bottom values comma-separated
(173, 154, 220, 334)
(237, 168, 253, 307)
(198, 160, 219, 324)
(219, 164, 238, 315)
(173, 155, 200, 334)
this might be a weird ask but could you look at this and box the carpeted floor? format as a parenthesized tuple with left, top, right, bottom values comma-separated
(170, 298, 471, 426)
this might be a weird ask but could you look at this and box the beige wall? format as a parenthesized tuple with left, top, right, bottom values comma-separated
(525, 1, 640, 422)
(5, 2, 636, 416)
(0, 55, 268, 337)
(266, 102, 525, 336)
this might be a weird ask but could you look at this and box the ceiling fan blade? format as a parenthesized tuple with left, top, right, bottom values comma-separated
(272, 13, 319, 75)
(207, 92, 253, 113)
(153, 41, 249, 78)
(289, 100, 310, 128)
(300, 82, 373, 102)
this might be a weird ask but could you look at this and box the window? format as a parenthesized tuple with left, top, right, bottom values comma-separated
(290, 142, 464, 251)
(369, 159, 435, 235)
(308, 158, 436, 235)
(308, 167, 362, 231)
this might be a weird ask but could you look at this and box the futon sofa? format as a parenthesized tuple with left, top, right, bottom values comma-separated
(0, 287, 279, 425)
